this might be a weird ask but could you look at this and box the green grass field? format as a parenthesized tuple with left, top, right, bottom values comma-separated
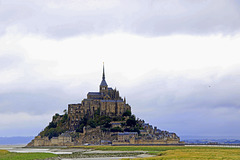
(0, 150, 57, 160)
(75, 146, 240, 160)
(1, 146, 240, 159)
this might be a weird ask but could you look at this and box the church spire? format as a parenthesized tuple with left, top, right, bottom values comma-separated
(102, 62, 105, 80)
(100, 62, 108, 87)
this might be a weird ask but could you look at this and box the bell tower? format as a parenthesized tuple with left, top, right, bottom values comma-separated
(100, 63, 108, 95)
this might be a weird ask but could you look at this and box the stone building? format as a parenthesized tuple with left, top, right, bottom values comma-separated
(68, 65, 131, 130)
(117, 132, 138, 142)
(51, 132, 73, 146)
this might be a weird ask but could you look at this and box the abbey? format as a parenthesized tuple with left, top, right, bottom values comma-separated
(68, 65, 131, 130)
(27, 65, 182, 147)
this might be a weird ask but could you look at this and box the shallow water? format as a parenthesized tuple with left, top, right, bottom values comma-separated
(0, 145, 153, 159)
(0, 145, 73, 154)
(0, 144, 25, 150)
(10, 148, 73, 155)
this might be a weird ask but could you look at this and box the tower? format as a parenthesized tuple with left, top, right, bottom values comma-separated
(100, 63, 108, 95)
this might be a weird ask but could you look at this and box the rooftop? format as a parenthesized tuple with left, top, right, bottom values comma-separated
(100, 79, 108, 86)
(118, 132, 138, 135)
(59, 132, 71, 137)
(88, 92, 101, 95)
(101, 100, 124, 102)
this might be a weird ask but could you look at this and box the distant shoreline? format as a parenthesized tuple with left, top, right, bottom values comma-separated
(1, 136, 240, 146)
(0, 136, 34, 145)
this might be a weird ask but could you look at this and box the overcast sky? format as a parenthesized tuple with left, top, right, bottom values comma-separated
(1, 0, 240, 139)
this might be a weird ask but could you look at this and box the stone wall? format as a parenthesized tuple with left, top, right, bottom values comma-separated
(33, 136, 51, 146)
(30, 134, 74, 147)
(112, 139, 180, 145)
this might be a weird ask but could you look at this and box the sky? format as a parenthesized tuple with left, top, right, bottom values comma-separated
(0, 0, 240, 139)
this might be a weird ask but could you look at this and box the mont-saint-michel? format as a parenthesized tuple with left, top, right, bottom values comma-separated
(27, 65, 181, 147)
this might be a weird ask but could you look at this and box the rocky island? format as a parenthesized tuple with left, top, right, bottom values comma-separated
(27, 65, 181, 147)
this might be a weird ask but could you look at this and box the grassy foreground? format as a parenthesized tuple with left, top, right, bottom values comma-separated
(75, 146, 240, 160)
(0, 150, 57, 160)
(1, 146, 240, 160)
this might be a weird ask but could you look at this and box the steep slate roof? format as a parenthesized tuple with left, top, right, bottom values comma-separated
(59, 132, 71, 137)
(111, 123, 121, 125)
(100, 140, 111, 143)
(100, 63, 108, 86)
(101, 100, 123, 102)
(118, 132, 138, 135)
(100, 79, 108, 86)
(88, 92, 101, 95)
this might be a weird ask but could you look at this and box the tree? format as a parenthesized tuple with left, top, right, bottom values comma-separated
(81, 116, 88, 126)
(42, 126, 66, 139)
(110, 127, 123, 132)
(101, 127, 110, 132)
(47, 128, 58, 139)
(48, 122, 57, 129)
(88, 119, 97, 128)
(94, 108, 100, 117)
(132, 127, 140, 134)
(122, 110, 131, 117)
(53, 113, 60, 121)
(126, 115, 136, 127)
(76, 123, 85, 133)
(61, 113, 68, 123)
(113, 117, 122, 121)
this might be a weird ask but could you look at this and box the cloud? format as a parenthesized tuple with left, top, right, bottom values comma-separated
(0, 0, 240, 38)
(0, 90, 68, 115)
(0, 54, 23, 70)
(0, 53, 88, 115)
(1, 2, 240, 138)
(0, 33, 240, 137)
(0, 112, 52, 136)
(2, 67, 240, 137)
(127, 69, 240, 137)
